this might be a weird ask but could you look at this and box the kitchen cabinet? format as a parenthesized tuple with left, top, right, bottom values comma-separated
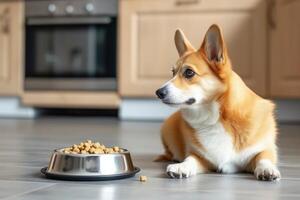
(0, 1, 23, 95)
(119, 0, 267, 97)
(270, 0, 300, 98)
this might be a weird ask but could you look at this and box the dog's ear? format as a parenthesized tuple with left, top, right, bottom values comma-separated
(175, 29, 195, 57)
(200, 24, 230, 78)
(200, 24, 226, 64)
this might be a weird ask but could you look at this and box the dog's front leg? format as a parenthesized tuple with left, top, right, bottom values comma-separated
(247, 149, 281, 181)
(166, 154, 207, 179)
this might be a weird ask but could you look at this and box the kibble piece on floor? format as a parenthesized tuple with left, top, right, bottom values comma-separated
(139, 175, 147, 182)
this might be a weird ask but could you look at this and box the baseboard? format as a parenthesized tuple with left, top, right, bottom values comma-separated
(120, 98, 300, 122)
(275, 99, 300, 122)
(119, 99, 177, 121)
(0, 97, 36, 118)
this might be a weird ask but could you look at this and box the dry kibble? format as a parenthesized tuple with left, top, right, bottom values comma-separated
(81, 150, 88, 154)
(113, 146, 119, 152)
(95, 149, 104, 154)
(73, 148, 80, 153)
(103, 148, 109, 154)
(79, 146, 85, 150)
(94, 142, 101, 148)
(62, 140, 123, 155)
(86, 140, 92, 144)
(139, 176, 147, 182)
(99, 149, 105, 153)
(64, 147, 71, 152)
(84, 143, 91, 148)
(89, 147, 96, 154)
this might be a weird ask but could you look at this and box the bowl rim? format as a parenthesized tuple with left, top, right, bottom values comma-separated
(53, 148, 130, 157)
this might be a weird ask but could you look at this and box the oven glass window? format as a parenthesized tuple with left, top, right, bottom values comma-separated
(26, 18, 116, 78)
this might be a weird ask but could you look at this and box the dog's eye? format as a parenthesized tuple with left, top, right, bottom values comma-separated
(183, 69, 195, 79)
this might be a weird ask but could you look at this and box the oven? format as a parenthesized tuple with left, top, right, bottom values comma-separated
(24, 0, 118, 91)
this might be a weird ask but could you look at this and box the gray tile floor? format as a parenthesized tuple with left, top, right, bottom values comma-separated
(0, 117, 299, 199)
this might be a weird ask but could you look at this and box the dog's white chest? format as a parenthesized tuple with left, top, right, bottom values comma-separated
(193, 124, 267, 173)
(194, 122, 236, 172)
(182, 102, 263, 173)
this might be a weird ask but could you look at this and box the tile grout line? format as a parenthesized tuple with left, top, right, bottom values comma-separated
(1, 183, 57, 200)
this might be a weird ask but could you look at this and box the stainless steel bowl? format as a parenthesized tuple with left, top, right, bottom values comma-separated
(41, 149, 140, 181)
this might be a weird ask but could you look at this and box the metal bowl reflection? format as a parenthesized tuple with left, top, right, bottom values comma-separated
(43, 149, 139, 180)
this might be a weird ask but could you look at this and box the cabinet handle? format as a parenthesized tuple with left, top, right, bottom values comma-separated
(267, 0, 277, 29)
(0, 8, 10, 34)
(175, 0, 200, 6)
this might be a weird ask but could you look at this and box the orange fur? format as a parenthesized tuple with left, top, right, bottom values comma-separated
(218, 72, 277, 151)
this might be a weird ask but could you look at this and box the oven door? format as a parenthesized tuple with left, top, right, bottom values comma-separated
(25, 17, 117, 91)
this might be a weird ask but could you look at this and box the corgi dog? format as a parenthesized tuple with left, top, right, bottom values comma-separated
(155, 24, 280, 181)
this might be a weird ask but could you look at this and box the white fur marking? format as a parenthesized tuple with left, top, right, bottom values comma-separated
(166, 156, 202, 178)
(254, 159, 281, 181)
(182, 102, 272, 173)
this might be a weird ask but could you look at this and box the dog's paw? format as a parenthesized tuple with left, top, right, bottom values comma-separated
(254, 160, 281, 181)
(166, 163, 197, 179)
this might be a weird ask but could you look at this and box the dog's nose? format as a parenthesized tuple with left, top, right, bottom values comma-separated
(155, 87, 168, 99)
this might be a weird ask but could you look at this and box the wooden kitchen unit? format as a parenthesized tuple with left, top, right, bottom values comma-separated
(0, 0, 300, 111)
(270, 0, 300, 98)
(20, 0, 120, 109)
(22, 91, 120, 109)
(0, 1, 23, 95)
(119, 0, 268, 97)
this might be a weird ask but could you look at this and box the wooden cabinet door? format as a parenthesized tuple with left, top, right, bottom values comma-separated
(270, 0, 300, 98)
(0, 1, 23, 95)
(119, 0, 267, 97)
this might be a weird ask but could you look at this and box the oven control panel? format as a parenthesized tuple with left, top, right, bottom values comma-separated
(26, 0, 118, 17)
